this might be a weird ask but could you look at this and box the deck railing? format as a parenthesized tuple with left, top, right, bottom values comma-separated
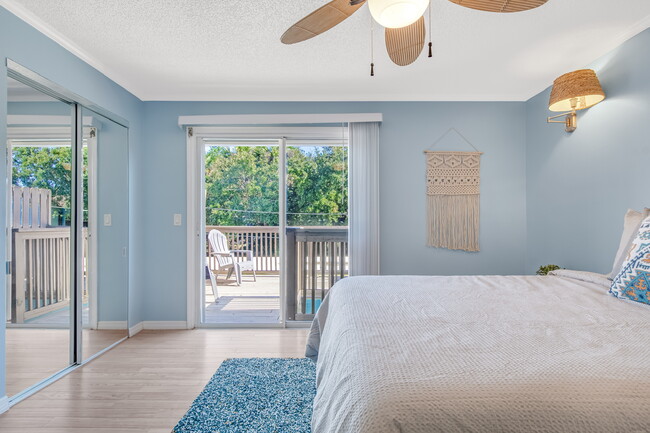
(10, 227, 88, 324)
(206, 226, 280, 273)
(286, 227, 348, 321)
(205, 225, 348, 320)
(12, 186, 51, 229)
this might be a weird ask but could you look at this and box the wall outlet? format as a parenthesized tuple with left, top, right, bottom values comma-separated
(173, 213, 182, 226)
(103, 214, 112, 226)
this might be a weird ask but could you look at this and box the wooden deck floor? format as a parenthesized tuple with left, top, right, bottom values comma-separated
(0, 329, 310, 432)
(19, 304, 90, 326)
(204, 274, 280, 324)
(14, 273, 281, 329)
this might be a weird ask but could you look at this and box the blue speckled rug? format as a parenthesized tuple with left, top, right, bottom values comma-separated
(172, 358, 316, 433)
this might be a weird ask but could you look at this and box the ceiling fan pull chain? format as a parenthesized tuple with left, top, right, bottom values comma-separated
(370, 12, 375, 76)
(428, 0, 433, 58)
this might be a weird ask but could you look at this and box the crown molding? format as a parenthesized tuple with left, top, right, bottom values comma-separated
(0, 1, 143, 100)
(596, 14, 650, 64)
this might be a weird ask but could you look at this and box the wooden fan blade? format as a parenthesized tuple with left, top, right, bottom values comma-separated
(385, 16, 425, 67)
(447, 0, 547, 13)
(281, 0, 366, 44)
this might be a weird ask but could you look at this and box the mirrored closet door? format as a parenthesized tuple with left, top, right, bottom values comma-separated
(81, 107, 129, 361)
(5, 76, 73, 396)
(5, 69, 130, 399)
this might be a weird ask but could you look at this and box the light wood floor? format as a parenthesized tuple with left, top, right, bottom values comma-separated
(0, 329, 310, 433)
(5, 329, 128, 397)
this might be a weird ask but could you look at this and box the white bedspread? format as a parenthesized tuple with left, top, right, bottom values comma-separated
(307, 275, 650, 433)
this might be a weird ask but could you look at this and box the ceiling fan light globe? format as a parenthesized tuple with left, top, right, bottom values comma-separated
(369, 0, 428, 28)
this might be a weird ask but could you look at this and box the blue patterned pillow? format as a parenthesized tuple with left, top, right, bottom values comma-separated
(610, 216, 650, 305)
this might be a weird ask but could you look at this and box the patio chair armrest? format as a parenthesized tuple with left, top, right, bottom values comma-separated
(230, 249, 253, 260)
(211, 251, 233, 258)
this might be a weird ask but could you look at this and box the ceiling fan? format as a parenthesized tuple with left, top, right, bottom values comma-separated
(281, 0, 548, 73)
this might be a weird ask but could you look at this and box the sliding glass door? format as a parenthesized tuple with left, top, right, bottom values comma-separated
(203, 142, 281, 325)
(196, 127, 349, 326)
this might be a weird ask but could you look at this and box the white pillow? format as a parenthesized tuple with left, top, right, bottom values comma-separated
(549, 269, 611, 289)
(609, 208, 650, 279)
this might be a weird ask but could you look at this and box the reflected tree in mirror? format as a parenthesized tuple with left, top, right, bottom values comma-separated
(12, 146, 89, 225)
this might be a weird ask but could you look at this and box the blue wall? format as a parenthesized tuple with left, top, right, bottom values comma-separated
(0, 6, 145, 397)
(525, 28, 650, 275)
(141, 101, 528, 321)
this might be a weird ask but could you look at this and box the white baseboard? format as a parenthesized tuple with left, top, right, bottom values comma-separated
(128, 321, 188, 336)
(285, 321, 312, 329)
(143, 321, 188, 330)
(0, 396, 9, 414)
(128, 321, 144, 337)
(97, 321, 128, 330)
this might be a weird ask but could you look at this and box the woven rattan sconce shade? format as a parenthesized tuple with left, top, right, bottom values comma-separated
(447, 0, 547, 12)
(548, 69, 605, 112)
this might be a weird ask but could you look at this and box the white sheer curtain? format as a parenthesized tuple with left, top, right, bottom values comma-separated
(348, 122, 380, 276)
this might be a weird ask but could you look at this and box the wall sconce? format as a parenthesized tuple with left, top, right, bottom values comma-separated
(547, 69, 605, 132)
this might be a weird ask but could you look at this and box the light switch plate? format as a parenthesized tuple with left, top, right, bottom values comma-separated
(173, 213, 182, 226)
(103, 214, 112, 226)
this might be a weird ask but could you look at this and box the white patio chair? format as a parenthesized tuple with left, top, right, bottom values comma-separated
(206, 260, 218, 299)
(207, 229, 257, 286)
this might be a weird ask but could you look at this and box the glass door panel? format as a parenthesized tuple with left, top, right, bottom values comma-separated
(202, 143, 281, 325)
(6, 76, 73, 396)
(285, 142, 349, 321)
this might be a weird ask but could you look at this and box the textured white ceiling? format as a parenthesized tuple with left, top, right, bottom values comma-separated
(4, 0, 650, 101)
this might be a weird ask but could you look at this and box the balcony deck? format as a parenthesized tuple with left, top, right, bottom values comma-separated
(16, 304, 90, 326)
(204, 274, 280, 324)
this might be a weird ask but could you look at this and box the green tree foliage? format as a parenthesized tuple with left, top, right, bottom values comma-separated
(205, 145, 348, 227)
(286, 146, 348, 226)
(12, 146, 88, 225)
(205, 146, 280, 226)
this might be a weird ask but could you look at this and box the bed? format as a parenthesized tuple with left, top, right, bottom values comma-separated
(306, 273, 650, 433)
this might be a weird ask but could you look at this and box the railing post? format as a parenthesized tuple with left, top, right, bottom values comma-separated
(285, 227, 297, 321)
(12, 229, 26, 324)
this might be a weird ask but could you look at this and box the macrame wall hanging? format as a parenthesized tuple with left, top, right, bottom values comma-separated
(425, 128, 482, 252)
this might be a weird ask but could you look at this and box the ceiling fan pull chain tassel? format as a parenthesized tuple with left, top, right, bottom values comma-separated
(428, 0, 432, 58)
(370, 11, 375, 77)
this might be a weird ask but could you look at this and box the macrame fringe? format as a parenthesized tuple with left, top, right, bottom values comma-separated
(427, 194, 480, 252)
